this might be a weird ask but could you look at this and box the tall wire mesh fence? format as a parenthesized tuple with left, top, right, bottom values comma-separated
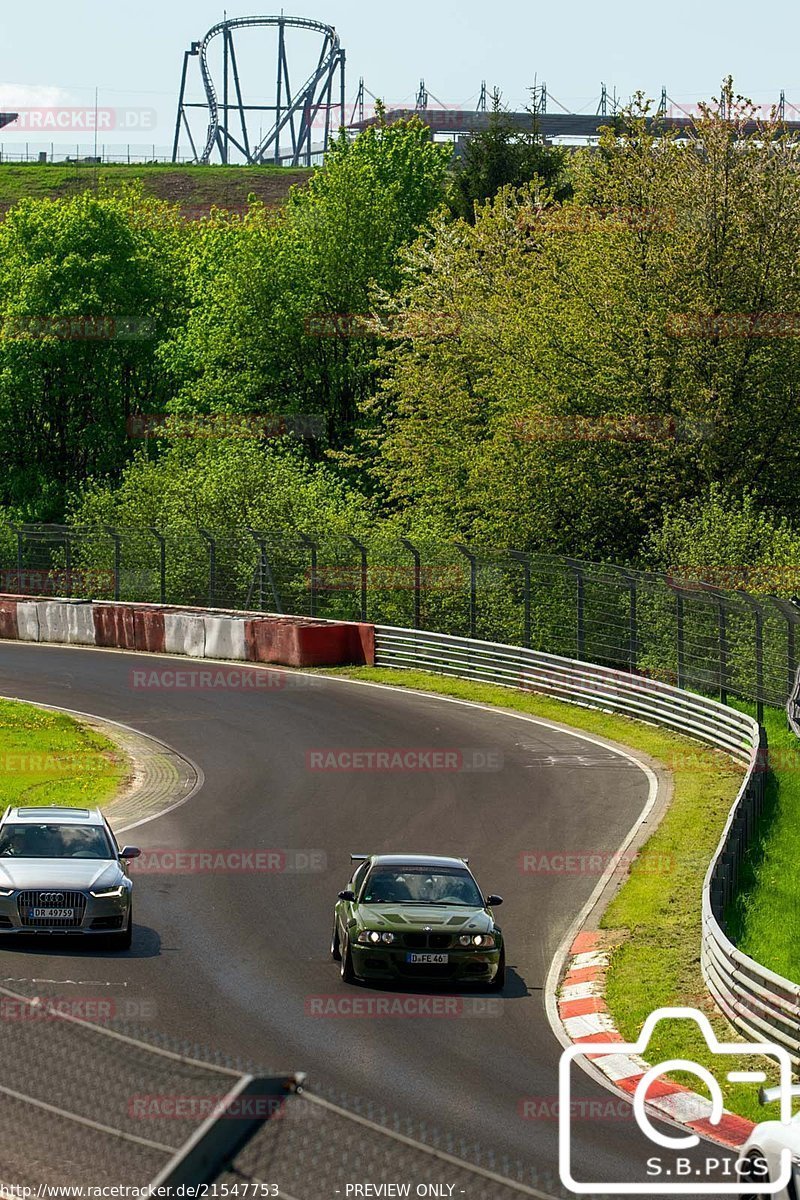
(3, 522, 798, 712)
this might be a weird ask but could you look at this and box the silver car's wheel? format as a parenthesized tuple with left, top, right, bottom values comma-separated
(738, 1149, 770, 1197)
(107, 907, 132, 951)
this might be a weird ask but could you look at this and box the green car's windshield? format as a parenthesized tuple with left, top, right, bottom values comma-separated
(360, 867, 484, 907)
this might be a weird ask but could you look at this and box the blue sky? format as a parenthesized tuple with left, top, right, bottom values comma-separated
(1, 0, 798, 152)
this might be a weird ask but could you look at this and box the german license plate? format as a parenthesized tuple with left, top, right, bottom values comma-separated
(406, 952, 448, 964)
(29, 908, 74, 920)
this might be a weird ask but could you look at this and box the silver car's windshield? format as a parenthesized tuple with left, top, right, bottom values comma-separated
(361, 867, 484, 906)
(0, 824, 113, 860)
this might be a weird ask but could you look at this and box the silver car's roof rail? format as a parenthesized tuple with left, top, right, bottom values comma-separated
(759, 1084, 800, 1105)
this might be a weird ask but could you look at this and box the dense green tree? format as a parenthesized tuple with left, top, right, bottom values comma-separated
(448, 90, 571, 223)
(160, 113, 453, 452)
(0, 187, 185, 520)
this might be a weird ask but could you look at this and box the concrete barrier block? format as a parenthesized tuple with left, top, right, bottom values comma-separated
(203, 616, 247, 661)
(93, 604, 137, 649)
(164, 612, 206, 658)
(16, 602, 39, 642)
(35, 601, 95, 645)
(0, 599, 18, 640)
(133, 608, 166, 654)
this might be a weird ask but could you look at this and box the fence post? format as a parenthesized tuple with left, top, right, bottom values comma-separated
(199, 529, 217, 609)
(770, 597, 800, 706)
(455, 545, 478, 640)
(247, 530, 283, 614)
(298, 534, 318, 618)
(666, 582, 686, 689)
(104, 526, 121, 601)
(14, 526, 23, 584)
(150, 527, 166, 604)
(509, 551, 531, 649)
(717, 596, 728, 705)
(566, 562, 586, 659)
(738, 592, 764, 724)
(63, 531, 73, 599)
(400, 539, 421, 630)
(348, 536, 368, 622)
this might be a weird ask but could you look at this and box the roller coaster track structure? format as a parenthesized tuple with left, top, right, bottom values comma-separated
(173, 15, 346, 166)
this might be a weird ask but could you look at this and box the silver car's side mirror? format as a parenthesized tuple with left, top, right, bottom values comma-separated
(120, 846, 141, 860)
(486, 894, 503, 906)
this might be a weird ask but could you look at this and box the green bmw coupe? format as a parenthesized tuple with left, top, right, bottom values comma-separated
(331, 854, 505, 989)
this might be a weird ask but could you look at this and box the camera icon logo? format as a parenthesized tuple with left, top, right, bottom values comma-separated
(558, 1006, 793, 1194)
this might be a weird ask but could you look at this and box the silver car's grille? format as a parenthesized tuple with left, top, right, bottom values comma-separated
(17, 891, 87, 928)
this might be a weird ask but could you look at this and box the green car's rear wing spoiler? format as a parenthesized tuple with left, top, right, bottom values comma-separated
(350, 854, 369, 862)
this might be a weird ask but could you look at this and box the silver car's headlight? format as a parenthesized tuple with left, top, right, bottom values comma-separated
(0, 889, 13, 897)
(89, 885, 126, 898)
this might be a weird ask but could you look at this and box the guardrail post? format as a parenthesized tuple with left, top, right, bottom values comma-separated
(298, 533, 318, 617)
(400, 538, 421, 630)
(199, 529, 217, 608)
(348, 536, 368, 621)
(104, 526, 121, 601)
(456, 544, 478, 640)
(509, 551, 531, 649)
(150, 527, 166, 604)
(717, 597, 728, 705)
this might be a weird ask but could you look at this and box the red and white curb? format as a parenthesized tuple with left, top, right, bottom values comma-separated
(558, 931, 756, 1149)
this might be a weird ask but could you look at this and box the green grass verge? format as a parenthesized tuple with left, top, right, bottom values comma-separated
(0, 163, 311, 211)
(0, 699, 127, 808)
(727, 704, 800, 980)
(317, 666, 783, 1123)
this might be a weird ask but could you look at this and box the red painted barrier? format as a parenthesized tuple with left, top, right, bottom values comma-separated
(245, 618, 357, 668)
(93, 604, 137, 649)
(134, 608, 166, 654)
(0, 598, 18, 640)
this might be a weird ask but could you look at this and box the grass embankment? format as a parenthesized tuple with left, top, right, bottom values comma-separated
(0, 163, 311, 214)
(0, 699, 126, 808)
(318, 666, 781, 1123)
(727, 704, 800, 979)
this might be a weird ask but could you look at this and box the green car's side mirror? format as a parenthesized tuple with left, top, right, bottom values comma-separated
(338, 889, 356, 902)
(485, 894, 503, 907)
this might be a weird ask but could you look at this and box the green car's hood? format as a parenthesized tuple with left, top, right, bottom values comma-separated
(352, 904, 495, 933)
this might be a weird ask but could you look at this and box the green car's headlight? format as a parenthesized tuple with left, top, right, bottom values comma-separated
(357, 931, 395, 945)
(459, 933, 496, 948)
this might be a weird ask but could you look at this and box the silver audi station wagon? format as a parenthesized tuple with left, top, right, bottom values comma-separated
(0, 806, 139, 949)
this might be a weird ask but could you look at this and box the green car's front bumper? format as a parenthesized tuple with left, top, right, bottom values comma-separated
(350, 941, 501, 984)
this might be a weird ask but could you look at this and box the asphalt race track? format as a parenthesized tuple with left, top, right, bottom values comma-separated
(0, 643, 737, 1198)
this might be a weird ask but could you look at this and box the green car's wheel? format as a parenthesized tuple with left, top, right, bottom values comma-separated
(340, 933, 357, 984)
(490, 948, 506, 991)
(331, 917, 341, 961)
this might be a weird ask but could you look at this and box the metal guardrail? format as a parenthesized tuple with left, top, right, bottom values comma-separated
(789, 665, 800, 738)
(374, 625, 800, 1060)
